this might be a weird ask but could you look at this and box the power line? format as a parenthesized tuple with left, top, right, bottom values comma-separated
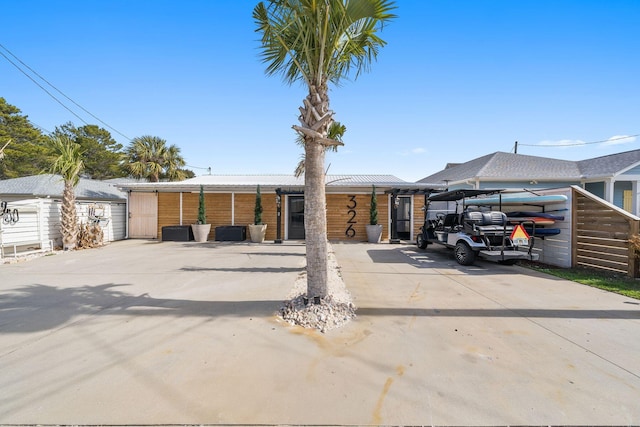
(0, 43, 131, 140)
(187, 165, 212, 174)
(0, 48, 90, 126)
(518, 134, 639, 148)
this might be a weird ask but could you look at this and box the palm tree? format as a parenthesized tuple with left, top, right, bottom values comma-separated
(125, 135, 187, 182)
(294, 121, 346, 177)
(48, 135, 84, 250)
(254, 0, 395, 299)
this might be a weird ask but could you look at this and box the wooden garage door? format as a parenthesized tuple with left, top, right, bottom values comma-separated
(129, 193, 158, 238)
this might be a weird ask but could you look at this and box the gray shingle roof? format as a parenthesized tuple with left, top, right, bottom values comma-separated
(419, 150, 640, 184)
(0, 174, 126, 200)
(577, 149, 640, 178)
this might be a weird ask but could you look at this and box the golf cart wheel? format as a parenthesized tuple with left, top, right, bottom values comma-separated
(454, 242, 476, 266)
(417, 234, 428, 249)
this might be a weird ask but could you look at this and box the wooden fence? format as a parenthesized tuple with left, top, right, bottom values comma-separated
(572, 186, 640, 278)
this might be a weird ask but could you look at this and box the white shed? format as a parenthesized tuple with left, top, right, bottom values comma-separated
(0, 174, 127, 258)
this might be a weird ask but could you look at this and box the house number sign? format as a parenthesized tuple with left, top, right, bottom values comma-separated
(345, 195, 357, 238)
(0, 200, 19, 224)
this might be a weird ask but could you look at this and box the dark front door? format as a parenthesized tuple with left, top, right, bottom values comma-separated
(288, 196, 305, 239)
(396, 196, 412, 240)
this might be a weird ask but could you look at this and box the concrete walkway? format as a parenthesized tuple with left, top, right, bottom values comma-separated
(0, 239, 639, 425)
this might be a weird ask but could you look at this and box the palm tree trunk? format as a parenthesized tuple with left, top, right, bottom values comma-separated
(61, 180, 78, 250)
(305, 136, 328, 298)
(303, 82, 331, 299)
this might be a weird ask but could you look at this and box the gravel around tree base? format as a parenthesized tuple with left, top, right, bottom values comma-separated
(280, 244, 357, 333)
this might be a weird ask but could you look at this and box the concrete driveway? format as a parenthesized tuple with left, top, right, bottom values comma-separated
(0, 239, 639, 425)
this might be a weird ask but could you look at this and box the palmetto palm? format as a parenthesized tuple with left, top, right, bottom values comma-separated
(125, 135, 186, 182)
(254, 0, 395, 298)
(48, 135, 84, 250)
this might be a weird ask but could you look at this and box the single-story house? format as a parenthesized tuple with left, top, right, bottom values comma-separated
(418, 149, 640, 216)
(0, 174, 127, 257)
(117, 175, 443, 243)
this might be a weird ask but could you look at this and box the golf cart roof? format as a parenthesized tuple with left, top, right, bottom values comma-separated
(427, 189, 504, 202)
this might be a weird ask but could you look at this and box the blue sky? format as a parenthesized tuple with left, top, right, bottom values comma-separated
(1, 1, 638, 182)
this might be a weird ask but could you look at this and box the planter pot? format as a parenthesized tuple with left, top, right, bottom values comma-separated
(248, 224, 267, 243)
(366, 224, 383, 243)
(191, 223, 211, 243)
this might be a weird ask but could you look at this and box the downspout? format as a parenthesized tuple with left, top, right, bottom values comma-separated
(125, 190, 130, 239)
(179, 192, 183, 225)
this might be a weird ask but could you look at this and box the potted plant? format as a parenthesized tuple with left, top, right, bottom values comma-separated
(248, 185, 267, 243)
(191, 185, 211, 242)
(366, 185, 383, 243)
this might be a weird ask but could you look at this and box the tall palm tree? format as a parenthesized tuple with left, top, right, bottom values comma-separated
(125, 135, 187, 182)
(254, 0, 395, 299)
(294, 121, 346, 178)
(48, 135, 84, 250)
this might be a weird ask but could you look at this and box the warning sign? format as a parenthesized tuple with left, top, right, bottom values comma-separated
(510, 224, 530, 246)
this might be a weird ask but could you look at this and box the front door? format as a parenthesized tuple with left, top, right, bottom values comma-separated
(396, 196, 412, 240)
(129, 192, 158, 238)
(288, 196, 305, 239)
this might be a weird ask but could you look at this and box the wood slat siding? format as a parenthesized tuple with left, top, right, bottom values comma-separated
(326, 193, 389, 241)
(152, 190, 399, 242)
(157, 193, 181, 237)
(233, 193, 277, 241)
(572, 185, 640, 277)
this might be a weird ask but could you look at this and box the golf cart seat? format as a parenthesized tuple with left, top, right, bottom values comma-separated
(442, 213, 461, 230)
(464, 211, 513, 233)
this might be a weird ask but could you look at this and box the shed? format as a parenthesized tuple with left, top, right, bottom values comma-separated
(0, 174, 127, 258)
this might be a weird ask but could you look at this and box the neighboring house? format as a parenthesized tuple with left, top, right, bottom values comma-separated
(117, 174, 443, 243)
(419, 150, 640, 216)
(0, 174, 127, 257)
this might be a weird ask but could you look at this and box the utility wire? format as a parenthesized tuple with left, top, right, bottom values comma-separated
(518, 134, 639, 148)
(187, 165, 212, 174)
(0, 48, 90, 126)
(0, 43, 131, 140)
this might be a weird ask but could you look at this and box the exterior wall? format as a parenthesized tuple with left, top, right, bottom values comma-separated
(326, 193, 389, 242)
(144, 189, 414, 243)
(585, 182, 605, 198)
(614, 181, 632, 207)
(499, 187, 572, 268)
(233, 193, 277, 241)
(193, 193, 233, 228)
(158, 193, 181, 236)
(0, 197, 125, 256)
(622, 165, 640, 175)
(157, 191, 279, 241)
(0, 200, 47, 250)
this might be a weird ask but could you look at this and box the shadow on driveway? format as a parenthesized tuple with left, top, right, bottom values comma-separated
(0, 283, 284, 334)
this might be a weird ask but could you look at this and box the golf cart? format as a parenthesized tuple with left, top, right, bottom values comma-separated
(416, 189, 539, 266)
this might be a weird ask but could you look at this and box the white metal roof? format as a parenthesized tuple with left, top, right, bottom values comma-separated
(117, 174, 443, 192)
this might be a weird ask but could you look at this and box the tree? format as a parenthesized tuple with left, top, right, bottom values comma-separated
(254, 0, 395, 299)
(52, 122, 127, 180)
(294, 121, 346, 177)
(48, 135, 84, 250)
(0, 97, 52, 179)
(125, 135, 188, 182)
